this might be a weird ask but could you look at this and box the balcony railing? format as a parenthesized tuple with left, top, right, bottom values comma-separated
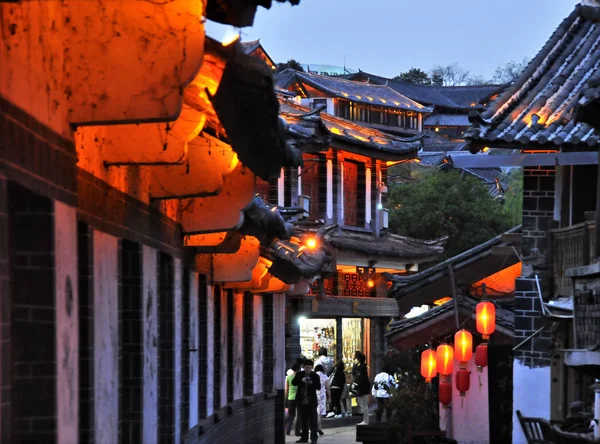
(549, 219, 596, 296)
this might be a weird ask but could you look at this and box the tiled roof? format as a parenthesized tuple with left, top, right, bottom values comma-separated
(576, 73, 600, 128)
(465, 4, 600, 148)
(294, 71, 433, 113)
(278, 97, 423, 159)
(386, 296, 514, 338)
(274, 68, 299, 89)
(424, 114, 471, 127)
(348, 71, 505, 110)
(323, 228, 447, 262)
(241, 40, 261, 54)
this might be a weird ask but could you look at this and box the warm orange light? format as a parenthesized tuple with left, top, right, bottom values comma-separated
(476, 301, 496, 340)
(482, 147, 490, 152)
(435, 127, 440, 132)
(222, 33, 240, 47)
(413, 159, 421, 163)
(436, 344, 454, 376)
(454, 329, 473, 367)
(305, 237, 318, 250)
(420, 349, 437, 383)
(367, 279, 375, 288)
(433, 297, 452, 306)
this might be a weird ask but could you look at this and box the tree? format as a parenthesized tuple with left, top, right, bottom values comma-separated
(430, 63, 470, 86)
(388, 169, 514, 261)
(491, 58, 529, 84)
(465, 74, 489, 85)
(394, 68, 431, 85)
(275, 59, 304, 73)
(500, 169, 523, 227)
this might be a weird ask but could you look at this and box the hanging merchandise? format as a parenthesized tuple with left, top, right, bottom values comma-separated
(420, 349, 437, 383)
(454, 329, 473, 368)
(476, 301, 496, 340)
(436, 344, 454, 377)
(439, 380, 452, 407)
(475, 344, 488, 371)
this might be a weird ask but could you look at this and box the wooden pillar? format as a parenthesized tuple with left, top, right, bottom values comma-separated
(336, 318, 343, 364)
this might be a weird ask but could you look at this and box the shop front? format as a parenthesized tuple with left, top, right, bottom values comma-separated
(298, 317, 369, 374)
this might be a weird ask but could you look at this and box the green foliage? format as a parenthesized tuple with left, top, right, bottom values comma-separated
(388, 169, 515, 262)
(380, 348, 440, 443)
(500, 169, 523, 227)
(276, 59, 304, 73)
(394, 68, 432, 85)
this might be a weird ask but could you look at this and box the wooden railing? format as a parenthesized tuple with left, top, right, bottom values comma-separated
(549, 220, 596, 296)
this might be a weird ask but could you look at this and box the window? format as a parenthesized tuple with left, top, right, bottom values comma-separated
(302, 154, 323, 220)
(312, 98, 327, 109)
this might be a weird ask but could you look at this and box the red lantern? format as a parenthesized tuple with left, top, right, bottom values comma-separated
(439, 380, 452, 407)
(454, 329, 473, 369)
(420, 349, 437, 383)
(455, 369, 470, 396)
(475, 344, 488, 371)
(436, 344, 454, 376)
(476, 301, 496, 340)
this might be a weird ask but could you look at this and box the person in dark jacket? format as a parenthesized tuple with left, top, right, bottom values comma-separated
(292, 359, 321, 444)
(351, 351, 370, 425)
(326, 360, 346, 418)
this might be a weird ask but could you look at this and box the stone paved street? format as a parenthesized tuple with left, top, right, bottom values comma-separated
(285, 425, 357, 444)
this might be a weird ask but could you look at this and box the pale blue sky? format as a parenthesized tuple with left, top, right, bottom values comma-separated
(206, 0, 580, 80)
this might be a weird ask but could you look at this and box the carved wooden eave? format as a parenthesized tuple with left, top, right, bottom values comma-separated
(254, 273, 292, 294)
(222, 257, 272, 290)
(205, 0, 301, 28)
(211, 236, 261, 283)
(0, 1, 206, 136)
(179, 163, 255, 234)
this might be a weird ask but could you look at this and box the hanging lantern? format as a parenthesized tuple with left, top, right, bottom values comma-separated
(454, 329, 473, 369)
(439, 380, 452, 407)
(420, 349, 437, 383)
(456, 369, 470, 396)
(476, 301, 496, 340)
(475, 344, 488, 371)
(436, 344, 454, 377)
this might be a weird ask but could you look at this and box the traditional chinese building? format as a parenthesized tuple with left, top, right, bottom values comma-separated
(464, 2, 600, 442)
(272, 97, 446, 376)
(0, 1, 334, 444)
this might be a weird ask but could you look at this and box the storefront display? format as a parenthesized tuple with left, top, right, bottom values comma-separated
(298, 317, 364, 371)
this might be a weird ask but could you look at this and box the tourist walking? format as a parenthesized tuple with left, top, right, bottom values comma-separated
(292, 359, 321, 444)
(371, 366, 397, 422)
(314, 364, 328, 436)
(285, 363, 301, 435)
(314, 347, 334, 376)
(326, 361, 346, 418)
(351, 351, 371, 425)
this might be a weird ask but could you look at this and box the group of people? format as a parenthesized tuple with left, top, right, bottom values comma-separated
(284, 348, 398, 444)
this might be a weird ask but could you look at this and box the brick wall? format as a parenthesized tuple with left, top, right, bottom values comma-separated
(119, 240, 143, 443)
(8, 182, 57, 442)
(0, 177, 10, 444)
(522, 166, 555, 261)
(159, 253, 176, 443)
(78, 222, 95, 443)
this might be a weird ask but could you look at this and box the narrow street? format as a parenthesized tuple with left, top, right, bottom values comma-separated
(285, 425, 357, 444)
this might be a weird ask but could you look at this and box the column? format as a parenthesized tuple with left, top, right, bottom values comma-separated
(142, 246, 158, 444)
(188, 272, 199, 428)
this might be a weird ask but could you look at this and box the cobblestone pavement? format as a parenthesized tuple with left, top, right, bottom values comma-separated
(285, 425, 357, 444)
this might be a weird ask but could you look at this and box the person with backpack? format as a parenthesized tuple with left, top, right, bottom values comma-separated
(314, 347, 334, 376)
(371, 365, 397, 422)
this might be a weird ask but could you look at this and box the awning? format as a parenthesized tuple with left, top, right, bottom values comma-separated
(449, 152, 599, 168)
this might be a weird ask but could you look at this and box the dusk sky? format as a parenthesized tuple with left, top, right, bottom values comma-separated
(206, 0, 580, 80)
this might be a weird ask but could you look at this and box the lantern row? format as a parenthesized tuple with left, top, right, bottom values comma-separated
(420, 300, 496, 406)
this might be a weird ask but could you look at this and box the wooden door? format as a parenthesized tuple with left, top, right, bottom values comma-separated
(344, 161, 358, 226)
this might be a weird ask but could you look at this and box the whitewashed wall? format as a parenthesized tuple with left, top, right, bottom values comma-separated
(206, 284, 215, 417)
(189, 272, 199, 428)
(273, 293, 286, 390)
(253, 295, 264, 394)
(220, 290, 228, 408)
(450, 359, 490, 444)
(93, 231, 119, 444)
(142, 246, 158, 444)
(54, 202, 79, 444)
(174, 258, 182, 444)
(513, 361, 550, 444)
(234, 292, 244, 400)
